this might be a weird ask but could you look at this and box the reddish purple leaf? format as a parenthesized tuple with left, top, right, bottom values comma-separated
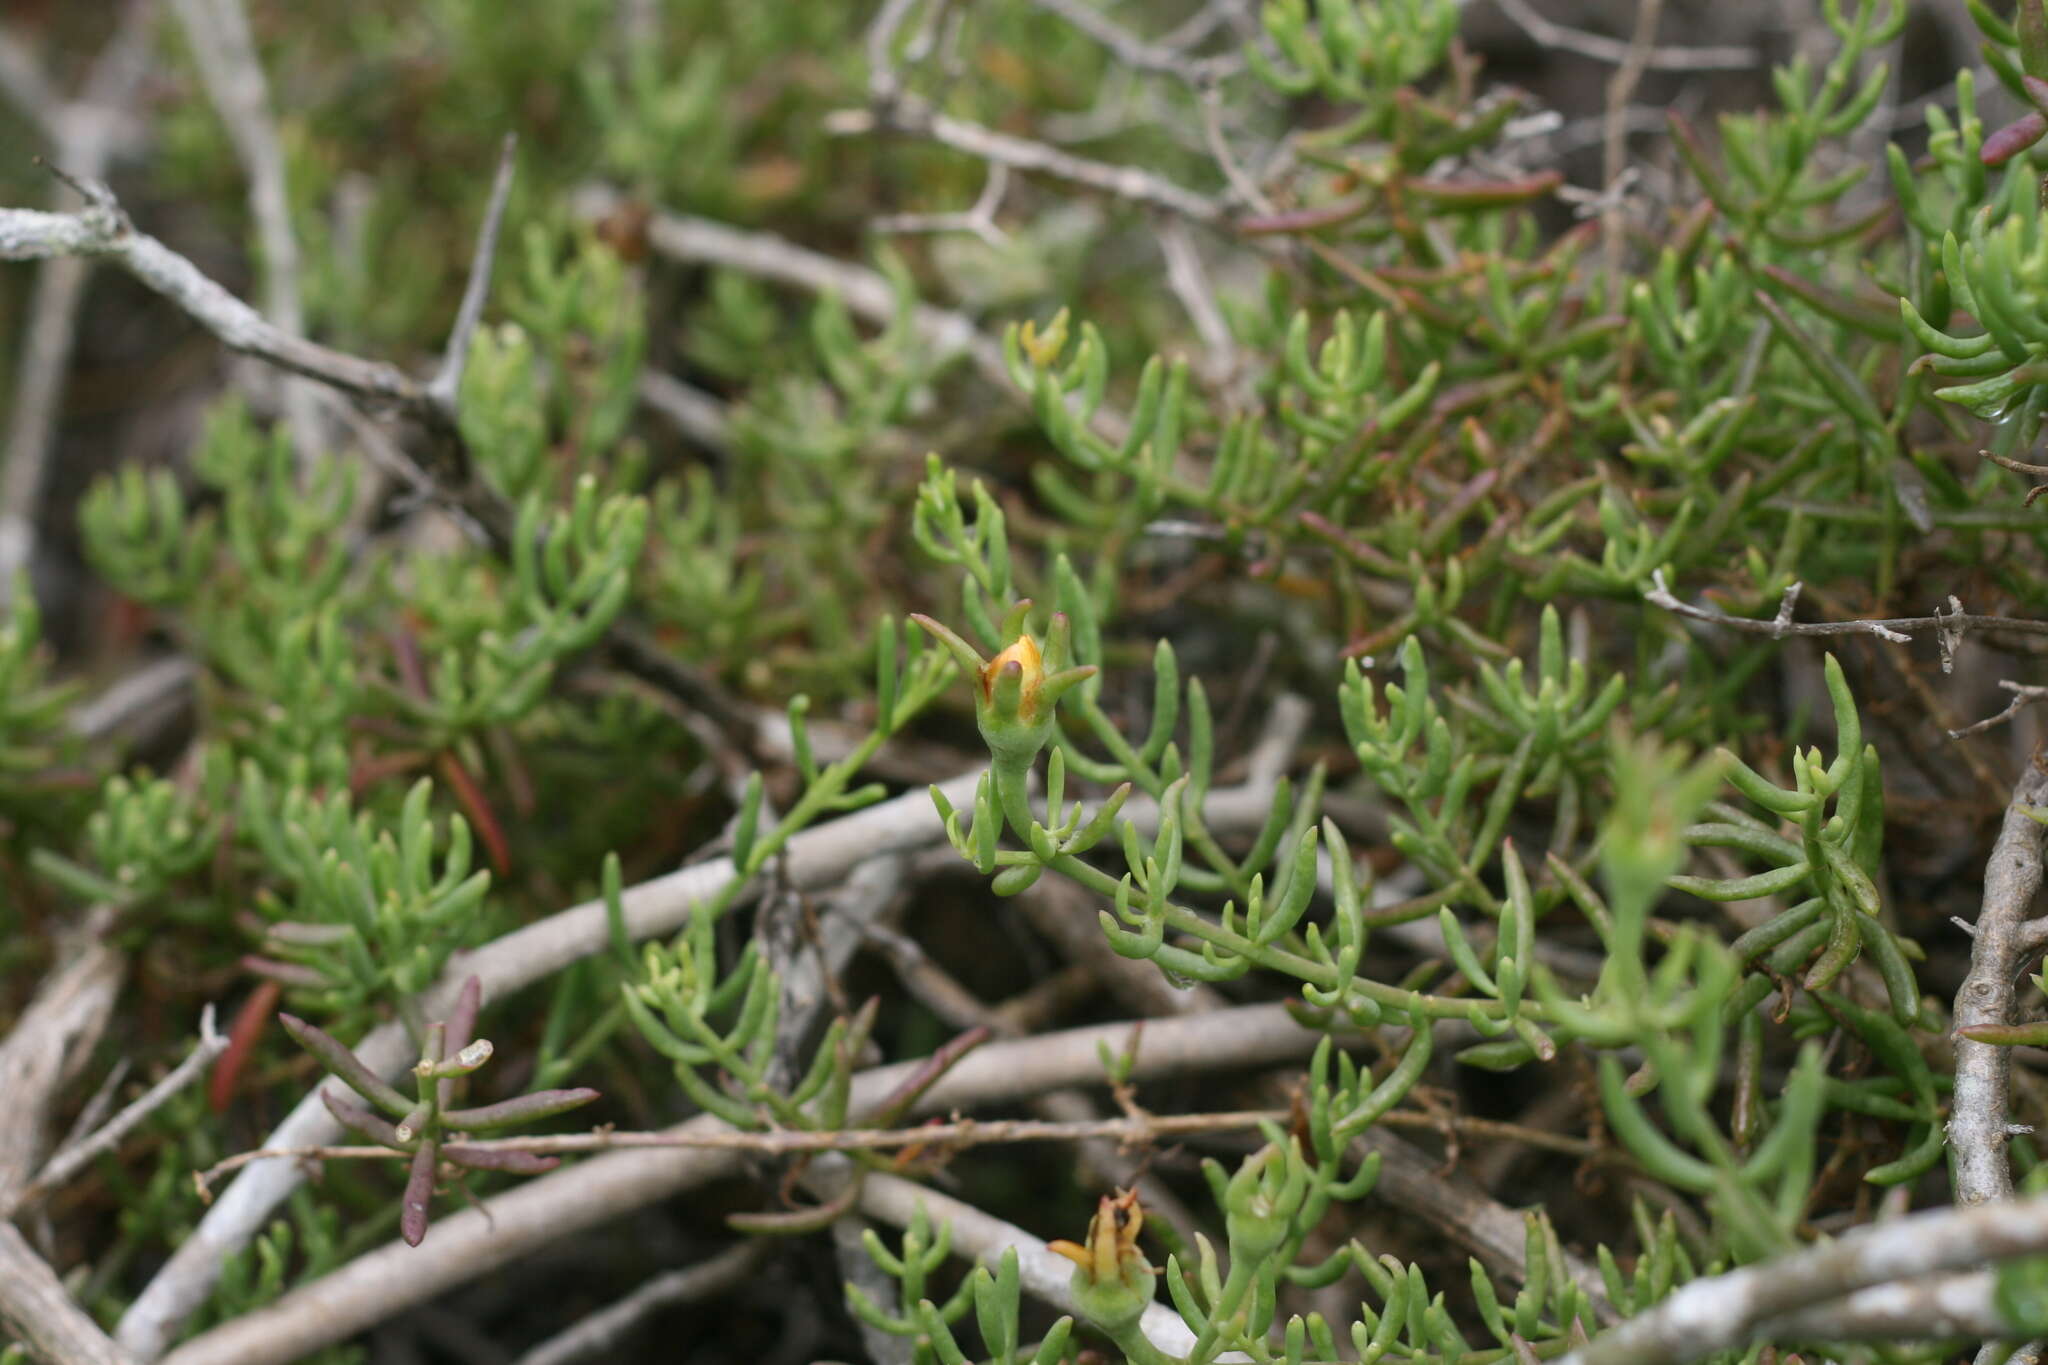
(442, 1144, 562, 1174)
(1982, 112, 2048, 167)
(401, 1140, 438, 1247)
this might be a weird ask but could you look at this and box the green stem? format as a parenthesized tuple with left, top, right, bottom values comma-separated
(1048, 851, 1527, 1025)
(703, 660, 950, 927)
(1102, 1320, 1181, 1365)
(993, 757, 1040, 847)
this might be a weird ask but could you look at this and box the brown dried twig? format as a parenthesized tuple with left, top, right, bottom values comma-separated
(194, 1106, 1296, 1191)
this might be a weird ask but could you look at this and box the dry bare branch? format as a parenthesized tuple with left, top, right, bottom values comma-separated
(115, 770, 977, 1358)
(573, 183, 1008, 390)
(0, 1223, 139, 1365)
(1952, 681, 2048, 741)
(0, 906, 125, 1208)
(1601, 0, 1661, 293)
(153, 1003, 1326, 1365)
(573, 183, 1133, 446)
(1766, 1270, 2007, 1342)
(1026, 0, 1241, 81)
(0, 6, 155, 607)
(828, 95, 1226, 221)
(635, 371, 733, 453)
(1490, 0, 1759, 71)
(169, 0, 324, 458)
(1950, 751, 2048, 1210)
(427, 133, 519, 416)
(1558, 1190, 2048, 1365)
(872, 163, 1010, 247)
(9, 1005, 226, 1216)
(0, 199, 434, 416)
(1645, 572, 2048, 646)
(509, 1241, 772, 1365)
(196, 1106, 1295, 1186)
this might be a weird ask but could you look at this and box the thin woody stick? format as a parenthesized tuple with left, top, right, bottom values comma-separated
(157, 1002, 1326, 1365)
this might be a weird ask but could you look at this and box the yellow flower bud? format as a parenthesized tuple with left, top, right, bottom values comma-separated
(980, 635, 1045, 721)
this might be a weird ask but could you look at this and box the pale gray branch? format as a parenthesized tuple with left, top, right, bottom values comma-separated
(428, 134, 518, 414)
(0, 906, 124, 1209)
(0, 1223, 139, 1365)
(155, 1003, 1322, 1365)
(1490, 0, 1759, 71)
(121, 746, 1303, 1358)
(635, 371, 733, 454)
(1766, 1270, 2006, 1343)
(67, 656, 198, 745)
(1026, 0, 1240, 81)
(509, 1241, 770, 1365)
(827, 95, 1225, 221)
(1559, 1192, 2048, 1365)
(1951, 752, 2048, 1210)
(0, 201, 430, 414)
(574, 185, 1135, 448)
(574, 183, 1009, 393)
(1158, 217, 1237, 384)
(0, 6, 155, 607)
(9, 1005, 226, 1217)
(115, 771, 977, 1359)
(1645, 573, 2048, 645)
(170, 0, 322, 457)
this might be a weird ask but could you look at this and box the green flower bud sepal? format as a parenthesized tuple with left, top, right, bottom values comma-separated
(1049, 1188, 1160, 1336)
(1220, 1140, 1310, 1260)
(911, 605, 1096, 770)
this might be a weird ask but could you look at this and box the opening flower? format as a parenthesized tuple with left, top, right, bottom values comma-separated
(1048, 1188, 1156, 1329)
(981, 634, 1045, 719)
(911, 608, 1096, 767)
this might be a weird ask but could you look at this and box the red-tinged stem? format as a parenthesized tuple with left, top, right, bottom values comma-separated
(208, 981, 281, 1114)
(439, 975, 483, 1110)
(1405, 170, 1563, 208)
(238, 955, 329, 989)
(1298, 510, 1404, 576)
(1236, 195, 1371, 236)
(390, 626, 431, 698)
(437, 749, 511, 879)
(867, 1026, 991, 1129)
(348, 748, 432, 797)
